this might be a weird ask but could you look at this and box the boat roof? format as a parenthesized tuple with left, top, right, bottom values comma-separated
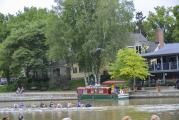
(102, 80, 126, 85)
(77, 86, 110, 89)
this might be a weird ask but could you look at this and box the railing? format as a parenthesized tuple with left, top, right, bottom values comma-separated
(149, 62, 179, 71)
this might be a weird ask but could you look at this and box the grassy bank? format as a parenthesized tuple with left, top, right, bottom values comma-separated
(0, 79, 85, 92)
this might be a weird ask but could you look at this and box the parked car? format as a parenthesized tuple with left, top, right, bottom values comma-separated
(0, 78, 7, 85)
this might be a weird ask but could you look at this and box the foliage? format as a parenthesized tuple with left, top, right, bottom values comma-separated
(143, 6, 175, 42)
(135, 12, 146, 37)
(47, 0, 134, 84)
(0, 85, 8, 92)
(172, 5, 179, 42)
(0, 13, 8, 43)
(109, 48, 149, 81)
(68, 79, 85, 90)
(0, 7, 50, 85)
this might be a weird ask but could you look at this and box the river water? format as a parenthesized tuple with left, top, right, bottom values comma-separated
(0, 98, 179, 120)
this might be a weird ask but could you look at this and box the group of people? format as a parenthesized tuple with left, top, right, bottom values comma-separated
(13, 101, 92, 109)
(121, 114, 160, 120)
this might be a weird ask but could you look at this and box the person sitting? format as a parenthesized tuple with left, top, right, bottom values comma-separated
(85, 103, 92, 107)
(151, 114, 160, 120)
(31, 104, 37, 108)
(67, 103, 72, 108)
(49, 102, 55, 108)
(57, 103, 62, 108)
(19, 102, 24, 108)
(76, 101, 84, 107)
(121, 116, 132, 120)
(40, 102, 46, 108)
(14, 104, 18, 108)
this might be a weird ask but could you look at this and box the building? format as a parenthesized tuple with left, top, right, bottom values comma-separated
(143, 43, 179, 86)
(142, 28, 179, 86)
(127, 33, 156, 54)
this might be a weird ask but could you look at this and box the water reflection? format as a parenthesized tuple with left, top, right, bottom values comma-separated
(0, 98, 179, 120)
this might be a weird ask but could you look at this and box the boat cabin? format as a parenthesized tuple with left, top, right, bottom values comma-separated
(77, 86, 117, 99)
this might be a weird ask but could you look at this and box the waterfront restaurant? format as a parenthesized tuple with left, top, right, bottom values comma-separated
(142, 43, 179, 86)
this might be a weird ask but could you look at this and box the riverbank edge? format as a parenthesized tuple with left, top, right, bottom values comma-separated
(0, 89, 179, 102)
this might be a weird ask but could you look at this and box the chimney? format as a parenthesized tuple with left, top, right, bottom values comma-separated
(155, 28, 164, 48)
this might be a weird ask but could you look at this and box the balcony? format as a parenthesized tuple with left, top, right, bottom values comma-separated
(149, 62, 179, 72)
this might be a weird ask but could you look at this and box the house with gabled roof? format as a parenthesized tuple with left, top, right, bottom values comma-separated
(142, 28, 179, 86)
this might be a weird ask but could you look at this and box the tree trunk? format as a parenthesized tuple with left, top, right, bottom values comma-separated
(6, 68, 10, 84)
(84, 73, 88, 86)
(133, 77, 136, 91)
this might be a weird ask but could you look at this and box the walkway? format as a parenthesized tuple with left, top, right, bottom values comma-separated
(0, 86, 179, 101)
(130, 86, 179, 98)
(0, 91, 77, 102)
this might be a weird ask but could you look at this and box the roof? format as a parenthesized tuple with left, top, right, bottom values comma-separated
(77, 86, 110, 89)
(102, 80, 126, 85)
(142, 43, 179, 57)
(128, 33, 157, 52)
(128, 33, 149, 46)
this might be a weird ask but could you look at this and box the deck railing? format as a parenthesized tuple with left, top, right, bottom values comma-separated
(149, 62, 179, 71)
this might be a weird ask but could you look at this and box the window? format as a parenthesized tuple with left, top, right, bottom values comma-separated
(136, 45, 142, 54)
(79, 67, 83, 73)
(73, 67, 78, 73)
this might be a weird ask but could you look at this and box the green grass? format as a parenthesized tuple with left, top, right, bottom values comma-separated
(0, 85, 8, 92)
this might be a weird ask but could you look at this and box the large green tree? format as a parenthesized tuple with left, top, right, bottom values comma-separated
(144, 6, 175, 42)
(46, 0, 134, 84)
(0, 7, 49, 85)
(109, 48, 149, 89)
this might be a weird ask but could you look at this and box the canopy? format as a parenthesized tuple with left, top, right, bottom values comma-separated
(102, 80, 126, 85)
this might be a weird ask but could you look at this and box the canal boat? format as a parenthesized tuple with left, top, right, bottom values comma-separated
(77, 80, 129, 100)
(77, 86, 118, 100)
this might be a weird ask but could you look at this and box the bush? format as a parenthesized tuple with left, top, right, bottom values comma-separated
(0, 85, 8, 92)
(6, 84, 17, 91)
(0, 84, 22, 92)
(68, 79, 85, 90)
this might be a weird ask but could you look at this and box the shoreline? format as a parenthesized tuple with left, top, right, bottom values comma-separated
(0, 88, 179, 101)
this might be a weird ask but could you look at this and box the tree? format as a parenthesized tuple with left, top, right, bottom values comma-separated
(172, 5, 179, 42)
(0, 7, 49, 86)
(144, 6, 175, 42)
(109, 48, 149, 90)
(47, 0, 134, 85)
(135, 11, 146, 37)
(0, 13, 8, 43)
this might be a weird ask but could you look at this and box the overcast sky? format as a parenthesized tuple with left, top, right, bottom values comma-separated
(0, 0, 179, 16)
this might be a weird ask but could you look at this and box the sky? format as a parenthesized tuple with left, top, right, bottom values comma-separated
(0, 0, 179, 16)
